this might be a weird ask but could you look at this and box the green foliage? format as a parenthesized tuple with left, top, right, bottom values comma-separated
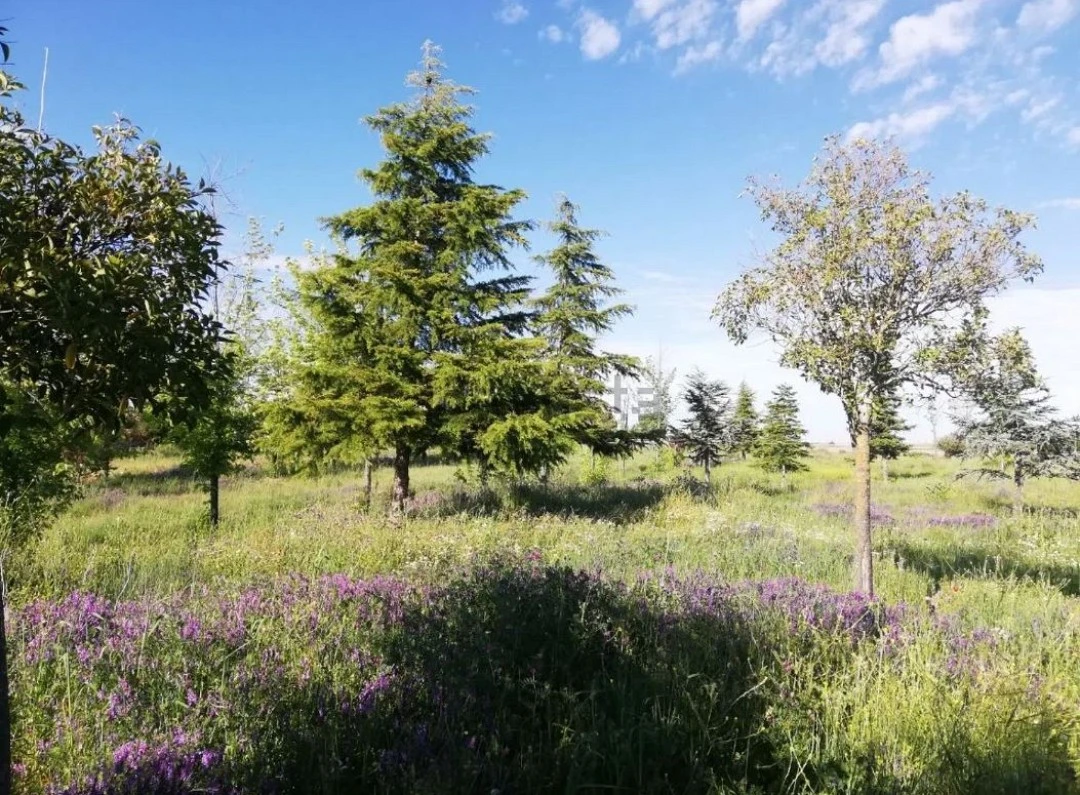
(938, 433, 965, 459)
(289, 43, 532, 507)
(0, 384, 78, 549)
(847, 391, 912, 461)
(714, 134, 1041, 594)
(954, 330, 1080, 511)
(730, 381, 760, 458)
(869, 392, 912, 461)
(755, 384, 810, 476)
(0, 47, 225, 541)
(673, 370, 730, 483)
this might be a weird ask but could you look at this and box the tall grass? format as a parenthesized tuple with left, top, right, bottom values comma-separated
(10, 449, 1080, 792)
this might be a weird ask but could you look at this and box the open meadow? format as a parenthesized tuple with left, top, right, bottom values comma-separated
(10, 449, 1080, 793)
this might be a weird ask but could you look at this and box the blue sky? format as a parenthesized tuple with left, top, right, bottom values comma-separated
(6, 0, 1080, 441)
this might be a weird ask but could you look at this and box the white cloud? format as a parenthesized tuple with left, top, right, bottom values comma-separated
(496, 0, 529, 25)
(578, 9, 622, 60)
(736, 0, 787, 40)
(1021, 94, 1061, 122)
(858, 0, 983, 89)
(674, 40, 723, 73)
(643, 0, 718, 50)
(540, 24, 566, 43)
(814, 0, 885, 67)
(749, 0, 885, 78)
(633, 0, 675, 20)
(1038, 198, 1080, 209)
(902, 74, 942, 103)
(848, 102, 957, 141)
(1017, 0, 1079, 32)
(1068, 126, 1080, 146)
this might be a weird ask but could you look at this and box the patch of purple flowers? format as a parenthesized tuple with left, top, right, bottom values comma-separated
(811, 502, 895, 524)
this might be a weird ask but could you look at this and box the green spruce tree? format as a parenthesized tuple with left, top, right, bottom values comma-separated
(755, 384, 810, 480)
(870, 393, 911, 480)
(673, 370, 731, 484)
(512, 196, 644, 469)
(294, 42, 532, 512)
(730, 381, 760, 459)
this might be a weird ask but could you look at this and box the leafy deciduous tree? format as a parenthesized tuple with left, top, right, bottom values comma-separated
(714, 135, 1041, 594)
(0, 34, 226, 789)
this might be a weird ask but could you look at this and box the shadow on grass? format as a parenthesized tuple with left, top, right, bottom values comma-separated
(410, 482, 670, 525)
(53, 561, 1078, 795)
(366, 561, 780, 794)
(887, 540, 1080, 596)
(98, 466, 198, 497)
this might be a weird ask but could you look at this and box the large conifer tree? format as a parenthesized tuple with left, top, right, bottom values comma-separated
(528, 197, 644, 460)
(297, 42, 532, 512)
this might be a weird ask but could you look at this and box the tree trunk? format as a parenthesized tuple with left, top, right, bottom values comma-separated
(881, 458, 889, 482)
(703, 457, 712, 485)
(209, 473, 220, 527)
(1012, 460, 1024, 518)
(853, 399, 874, 596)
(362, 458, 373, 509)
(0, 582, 9, 795)
(391, 445, 411, 515)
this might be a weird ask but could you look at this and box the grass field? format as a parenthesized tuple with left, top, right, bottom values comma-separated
(11, 449, 1080, 793)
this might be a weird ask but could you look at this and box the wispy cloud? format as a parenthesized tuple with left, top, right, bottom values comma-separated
(1017, 0, 1079, 32)
(1037, 198, 1080, 210)
(736, 0, 787, 41)
(637, 0, 718, 50)
(674, 40, 723, 73)
(539, 24, 566, 44)
(578, 8, 621, 60)
(495, 0, 529, 25)
(848, 102, 957, 142)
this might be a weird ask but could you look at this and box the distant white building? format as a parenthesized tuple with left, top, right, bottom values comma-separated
(602, 373, 655, 429)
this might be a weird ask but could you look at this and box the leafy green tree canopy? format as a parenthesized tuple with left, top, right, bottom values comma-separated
(714, 135, 1041, 595)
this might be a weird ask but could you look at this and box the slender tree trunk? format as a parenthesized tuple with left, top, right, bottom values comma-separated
(209, 474, 220, 527)
(0, 581, 9, 795)
(704, 457, 712, 485)
(391, 444, 411, 515)
(1012, 460, 1024, 518)
(362, 458, 373, 510)
(853, 399, 874, 596)
(881, 458, 889, 482)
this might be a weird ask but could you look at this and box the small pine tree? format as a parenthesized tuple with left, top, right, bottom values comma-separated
(730, 382, 760, 459)
(846, 391, 912, 480)
(673, 370, 731, 484)
(755, 384, 810, 480)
